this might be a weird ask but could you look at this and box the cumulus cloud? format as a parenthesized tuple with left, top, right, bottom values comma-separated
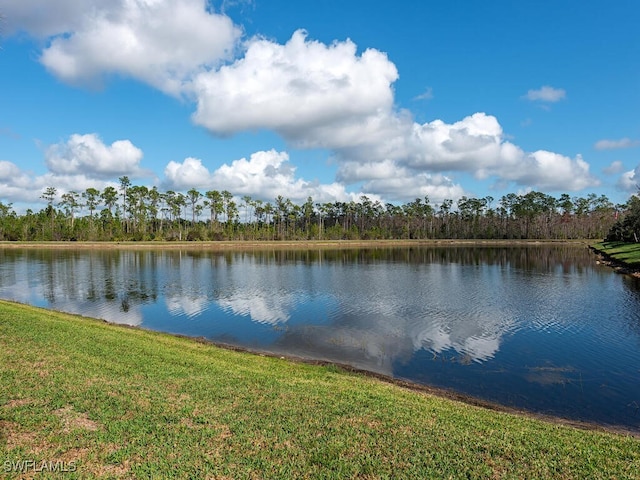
(603, 160, 625, 175)
(163, 157, 212, 190)
(0, 160, 23, 181)
(336, 159, 400, 183)
(0, 168, 121, 206)
(334, 112, 598, 194)
(36, 0, 241, 94)
(0, 133, 151, 207)
(408, 115, 598, 191)
(402, 113, 509, 172)
(4, 4, 602, 203)
(523, 85, 566, 102)
(164, 150, 295, 191)
(210, 150, 298, 195)
(163, 149, 379, 204)
(508, 151, 596, 191)
(0, 161, 36, 203)
(45, 133, 146, 178)
(336, 158, 467, 204)
(0, 165, 106, 206)
(0, 0, 111, 37)
(191, 29, 398, 138)
(190, 29, 593, 197)
(594, 138, 640, 151)
(363, 173, 467, 205)
(618, 165, 640, 192)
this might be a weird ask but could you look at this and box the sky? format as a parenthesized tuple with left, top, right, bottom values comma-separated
(0, 0, 639, 213)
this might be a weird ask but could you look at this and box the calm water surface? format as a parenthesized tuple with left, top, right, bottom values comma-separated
(1, 245, 639, 432)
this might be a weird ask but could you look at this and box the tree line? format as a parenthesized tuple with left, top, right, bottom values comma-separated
(0, 176, 630, 242)
(606, 193, 640, 243)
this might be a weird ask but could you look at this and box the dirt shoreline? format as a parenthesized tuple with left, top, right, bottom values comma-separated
(0, 238, 593, 250)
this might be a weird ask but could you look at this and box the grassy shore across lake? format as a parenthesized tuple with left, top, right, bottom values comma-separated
(1, 300, 639, 479)
(591, 241, 640, 275)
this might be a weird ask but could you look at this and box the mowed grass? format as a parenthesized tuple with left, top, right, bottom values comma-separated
(593, 241, 640, 266)
(1, 301, 638, 479)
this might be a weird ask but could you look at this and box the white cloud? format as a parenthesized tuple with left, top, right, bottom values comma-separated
(411, 319, 503, 363)
(407, 116, 598, 191)
(0, 0, 112, 37)
(414, 87, 434, 101)
(0, 166, 103, 205)
(594, 138, 640, 151)
(523, 85, 566, 102)
(508, 151, 597, 191)
(191, 29, 398, 137)
(0, 134, 151, 207)
(164, 150, 295, 192)
(618, 165, 640, 192)
(403, 113, 507, 172)
(363, 173, 467, 205)
(0, 160, 38, 204)
(335, 112, 598, 194)
(36, 0, 241, 95)
(603, 160, 625, 175)
(0, 160, 23, 181)
(212, 150, 298, 194)
(164, 157, 212, 190)
(336, 159, 467, 204)
(3, 4, 602, 203)
(163, 149, 380, 204)
(190, 27, 592, 197)
(336, 159, 400, 183)
(0, 169, 121, 206)
(45, 133, 146, 178)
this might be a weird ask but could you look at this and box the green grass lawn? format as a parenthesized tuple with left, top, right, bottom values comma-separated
(592, 241, 640, 267)
(1, 300, 638, 479)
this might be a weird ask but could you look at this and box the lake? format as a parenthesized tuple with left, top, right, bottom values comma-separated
(1, 244, 639, 432)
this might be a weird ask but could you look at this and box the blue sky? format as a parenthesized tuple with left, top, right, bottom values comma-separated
(0, 0, 638, 213)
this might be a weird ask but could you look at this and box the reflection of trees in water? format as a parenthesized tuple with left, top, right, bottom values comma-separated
(621, 276, 640, 339)
(0, 245, 616, 310)
(233, 244, 598, 273)
(85, 250, 160, 309)
(0, 249, 161, 312)
(1, 245, 638, 339)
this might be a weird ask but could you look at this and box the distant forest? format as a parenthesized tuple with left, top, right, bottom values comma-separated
(0, 176, 638, 242)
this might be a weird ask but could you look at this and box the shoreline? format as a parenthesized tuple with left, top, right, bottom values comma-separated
(4, 240, 636, 438)
(181, 332, 640, 438)
(3, 299, 637, 477)
(589, 243, 640, 278)
(13, 299, 640, 438)
(0, 238, 594, 250)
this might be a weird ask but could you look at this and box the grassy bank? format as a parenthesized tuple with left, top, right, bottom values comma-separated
(592, 241, 640, 269)
(1, 301, 638, 479)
